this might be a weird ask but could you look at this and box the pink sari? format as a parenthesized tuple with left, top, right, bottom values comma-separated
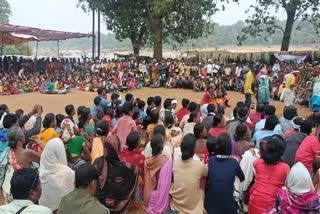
(146, 159, 172, 214)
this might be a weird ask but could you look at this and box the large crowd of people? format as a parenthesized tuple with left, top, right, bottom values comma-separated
(1, 54, 320, 213)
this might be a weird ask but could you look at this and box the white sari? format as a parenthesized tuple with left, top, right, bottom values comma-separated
(39, 138, 74, 211)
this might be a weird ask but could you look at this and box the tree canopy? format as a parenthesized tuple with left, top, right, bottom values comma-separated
(237, 0, 320, 51)
(0, 0, 11, 24)
(79, 0, 221, 58)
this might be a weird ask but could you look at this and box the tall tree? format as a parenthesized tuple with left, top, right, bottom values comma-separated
(143, 0, 217, 59)
(237, 0, 320, 51)
(0, 0, 11, 24)
(78, 0, 148, 56)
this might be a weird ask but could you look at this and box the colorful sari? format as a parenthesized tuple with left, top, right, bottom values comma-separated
(94, 136, 140, 214)
(144, 154, 172, 213)
(268, 162, 320, 214)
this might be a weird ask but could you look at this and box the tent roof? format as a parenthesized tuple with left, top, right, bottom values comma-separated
(0, 24, 93, 42)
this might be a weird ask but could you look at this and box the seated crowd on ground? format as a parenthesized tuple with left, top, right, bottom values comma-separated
(1, 56, 320, 213)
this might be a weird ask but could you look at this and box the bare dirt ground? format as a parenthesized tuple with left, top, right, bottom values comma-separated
(0, 88, 312, 213)
(1, 88, 311, 118)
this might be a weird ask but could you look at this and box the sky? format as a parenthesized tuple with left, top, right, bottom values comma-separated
(6, 0, 278, 33)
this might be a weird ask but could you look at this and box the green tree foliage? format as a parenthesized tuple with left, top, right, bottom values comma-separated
(0, 0, 11, 24)
(3, 43, 33, 56)
(78, 0, 148, 56)
(237, 0, 320, 51)
(79, 0, 222, 58)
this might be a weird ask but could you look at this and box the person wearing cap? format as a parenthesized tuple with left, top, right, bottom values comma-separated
(283, 70, 299, 106)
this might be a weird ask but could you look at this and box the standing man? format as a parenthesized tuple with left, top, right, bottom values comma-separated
(205, 59, 214, 77)
(244, 66, 255, 109)
(283, 70, 299, 106)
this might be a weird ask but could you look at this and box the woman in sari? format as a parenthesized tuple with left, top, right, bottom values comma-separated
(60, 104, 79, 143)
(94, 135, 140, 214)
(38, 113, 58, 153)
(269, 162, 320, 213)
(91, 120, 109, 163)
(144, 134, 173, 214)
(2, 125, 41, 204)
(39, 138, 75, 213)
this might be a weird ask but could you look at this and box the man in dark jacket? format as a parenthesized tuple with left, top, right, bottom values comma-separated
(282, 120, 312, 167)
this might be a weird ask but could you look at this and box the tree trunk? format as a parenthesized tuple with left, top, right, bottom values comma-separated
(281, 9, 296, 51)
(131, 39, 140, 56)
(152, 18, 163, 59)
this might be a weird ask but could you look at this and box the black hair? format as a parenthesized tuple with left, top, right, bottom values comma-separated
(138, 100, 146, 110)
(0, 104, 8, 112)
(181, 134, 196, 160)
(111, 93, 120, 101)
(300, 120, 312, 135)
(55, 114, 65, 128)
(3, 113, 18, 129)
(261, 135, 285, 165)
(78, 107, 91, 129)
(132, 107, 140, 120)
(256, 103, 265, 113)
(97, 87, 105, 95)
(147, 97, 155, 106)
(234, 123, 249, 141)
(194, 123, 204, 139)
(207, 104, 216, 114)
(212, 114, 224, 128)
(142, 116, 152, 130)
(65, 104, 75, 116)
(163, 98, 172, 109)
(146, 106, 153, 116)
(206, 135, 218, 156)
(151, 134, 164, 156)
(181, 98, 190, 108)
(154, 125, 166, 137)
(75, 163, 99, 188)
(188, 102, 197, 112)
(264, 105, 276, 116)
(154, 96, 162, 107)
(94, 96, 102, 106)
(283, 106, 298, 120)
(43, 113, 55, 128)
(215, 133, 232, 156)
(115, 106, 123, 118)
(95, 120, 109, 136)
(264, 115, 279, 130)
(217, 105, 225, 115)
(237, 107, 249, 122)
(15, 109, 24, 119)
(126, 131, 140, 151)
(125, 93, 134, 102)
(313, 159, 320, 174)
(122, 102, 134, 115)
(104, 106, 114, 118)
(11, 168, 39, 200)
(292, 117, 304, 130)
(164, 111, 174, 129)
(150, 109, 160, 123)
(188, 111, 198, 123)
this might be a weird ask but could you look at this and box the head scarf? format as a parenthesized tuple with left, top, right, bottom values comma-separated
(39, 138, 75, 211)
(200, 104, 208, 118)
(94, 135, 139, 213)
(286, 162, 314, 195)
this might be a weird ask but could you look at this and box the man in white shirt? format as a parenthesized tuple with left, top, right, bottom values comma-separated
(0, 168, 52, 214)
(205, 59, 214, 77)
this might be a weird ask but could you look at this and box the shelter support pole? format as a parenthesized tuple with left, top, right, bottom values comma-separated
(26, 42, 29, 56)
(98, 8, 101, 59)
(57, 40, 60, 58)
(1, 33, 3, 56)
(92, 3, 96, 60)
(36, 41, 39, 58)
